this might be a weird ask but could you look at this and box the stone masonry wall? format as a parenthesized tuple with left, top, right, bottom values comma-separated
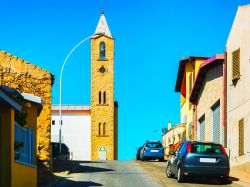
(0, 50, 54, 160)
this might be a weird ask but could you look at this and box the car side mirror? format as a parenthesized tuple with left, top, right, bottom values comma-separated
(169, 151, 175, 155)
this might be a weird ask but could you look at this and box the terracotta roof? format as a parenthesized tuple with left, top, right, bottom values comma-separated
(175, 56, 209, 92)
(189, 54, 224, 103)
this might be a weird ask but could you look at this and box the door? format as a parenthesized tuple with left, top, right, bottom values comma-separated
(98, 146, 107, 160)
(199, 115, 205, 141)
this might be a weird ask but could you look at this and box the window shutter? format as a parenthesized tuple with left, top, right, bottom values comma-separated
(232, 49, 240, 81)
(199, 116, 205, 141)
(239, 118, 244, 156)
(212, 101, 220, 144)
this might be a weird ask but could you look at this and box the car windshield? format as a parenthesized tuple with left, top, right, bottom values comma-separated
(191, 143, 223, 154)
(146, 143, 162, 148)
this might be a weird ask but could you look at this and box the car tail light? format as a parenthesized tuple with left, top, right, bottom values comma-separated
(162, 149, 164, 153)
(220, 145, 227, 155)
(186, 144, 191, 153)
(143, 147, 146, 152)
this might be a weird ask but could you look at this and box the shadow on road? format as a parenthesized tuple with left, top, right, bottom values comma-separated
(38, 160, 111, 187)
(52, 160, 111, 173)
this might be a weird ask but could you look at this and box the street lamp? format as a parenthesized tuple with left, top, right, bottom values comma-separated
(59, 34, 92, 153)
(59, 33, 105, 153)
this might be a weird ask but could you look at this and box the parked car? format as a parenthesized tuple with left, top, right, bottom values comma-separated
(140, 141, 164, 162)
(136, 147, 143, 160)
(51, 142, 70, 160)
(166, 141, 230, 184)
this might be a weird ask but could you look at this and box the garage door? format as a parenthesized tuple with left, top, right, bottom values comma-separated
(199, 116, 205, 141)
(212, 101, 220, 144)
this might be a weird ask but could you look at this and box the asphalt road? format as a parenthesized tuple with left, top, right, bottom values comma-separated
(52, 160, 162, 187)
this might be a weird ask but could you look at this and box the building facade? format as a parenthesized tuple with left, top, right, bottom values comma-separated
(190, 55, 225, 146)
(226, 4, 250, 162)
(162, 123, 186, 159)
(175, 56, 208, 140)
(0, 50, 53, 161)
(0, 86, 42, 187)
(51, 105, 91, 160)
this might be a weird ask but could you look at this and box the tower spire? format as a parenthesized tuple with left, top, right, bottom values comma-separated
(94, 11, 112, 37)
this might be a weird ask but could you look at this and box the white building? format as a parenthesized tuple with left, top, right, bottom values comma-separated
(51, 105, 91, 160)
(226, 4, 250, 163)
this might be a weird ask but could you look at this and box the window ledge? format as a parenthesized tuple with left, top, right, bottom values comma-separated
(96, 135, 109, 137)
(96, 104, 109, 106)
(15, 160, 37, 168)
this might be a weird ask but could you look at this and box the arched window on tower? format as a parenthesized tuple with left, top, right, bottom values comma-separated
(99, 91, 102, 104)
(103, 123, 106, 135)
(99, 123, 101, 135)
(103, 91, 106, 104)
(99, 42, 106, 60)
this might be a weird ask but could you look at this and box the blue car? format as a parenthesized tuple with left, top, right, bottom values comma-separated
(166, 141, 230, 184)
(140, 141, 164, 162)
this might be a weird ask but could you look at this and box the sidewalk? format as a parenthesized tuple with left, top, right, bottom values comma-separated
(230, 161, 250, 184)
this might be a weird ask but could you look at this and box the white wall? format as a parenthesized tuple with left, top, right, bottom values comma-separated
(51, 113, 91, 160)
(227, 5, 250, 160)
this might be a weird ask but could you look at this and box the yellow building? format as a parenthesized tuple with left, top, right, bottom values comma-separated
(91, 12, 118, 160)
(0, 86, 42, 187)
(175, 56, 208, 140)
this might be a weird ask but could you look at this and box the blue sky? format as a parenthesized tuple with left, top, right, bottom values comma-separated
(1, 0, 248, 160)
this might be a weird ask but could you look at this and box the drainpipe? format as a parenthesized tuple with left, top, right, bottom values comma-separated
(223, 50, 227, 148)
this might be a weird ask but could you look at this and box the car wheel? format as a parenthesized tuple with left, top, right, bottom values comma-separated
(141, 157, 145, 161)
(136, 156, 140, 160)
(177, 167, 185, 183)
(166, 164, 174, 178)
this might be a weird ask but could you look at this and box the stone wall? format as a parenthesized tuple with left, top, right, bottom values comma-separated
(0, 50, 54, 160)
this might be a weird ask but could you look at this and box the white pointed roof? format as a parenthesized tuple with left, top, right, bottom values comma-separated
(94, 11, 112, 37)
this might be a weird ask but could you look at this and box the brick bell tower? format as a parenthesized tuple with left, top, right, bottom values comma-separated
(90, 11, 118, 160)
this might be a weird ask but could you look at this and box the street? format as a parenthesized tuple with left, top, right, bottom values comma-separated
(49, 160, 249, 187)
(51, 160, 162, 187)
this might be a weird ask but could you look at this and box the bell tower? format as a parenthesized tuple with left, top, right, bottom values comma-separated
(91, 12, 117, 160)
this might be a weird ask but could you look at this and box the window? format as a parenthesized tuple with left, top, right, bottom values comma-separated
(103, 123, 106, 135)
(99, 42, 106, 60)
(103, 91, 106, 104)
(98, 123, 107, 136)
(99, 91, 102, 104)
(190, 143, 223, 154)
(239, 118, 244, 156)
(14, 122, 35, 165)
(99, 123, 101, 135)
(51, 120, 55, 125)
(232, 49, 240, 81)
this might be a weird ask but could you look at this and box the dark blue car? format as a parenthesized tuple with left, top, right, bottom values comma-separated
(140, 141, 164, 162)
(166, 141, 230, 184)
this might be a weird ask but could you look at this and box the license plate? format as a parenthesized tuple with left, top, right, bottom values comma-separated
(200, 158, 216, 163)
(150, 150, 159, 152)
